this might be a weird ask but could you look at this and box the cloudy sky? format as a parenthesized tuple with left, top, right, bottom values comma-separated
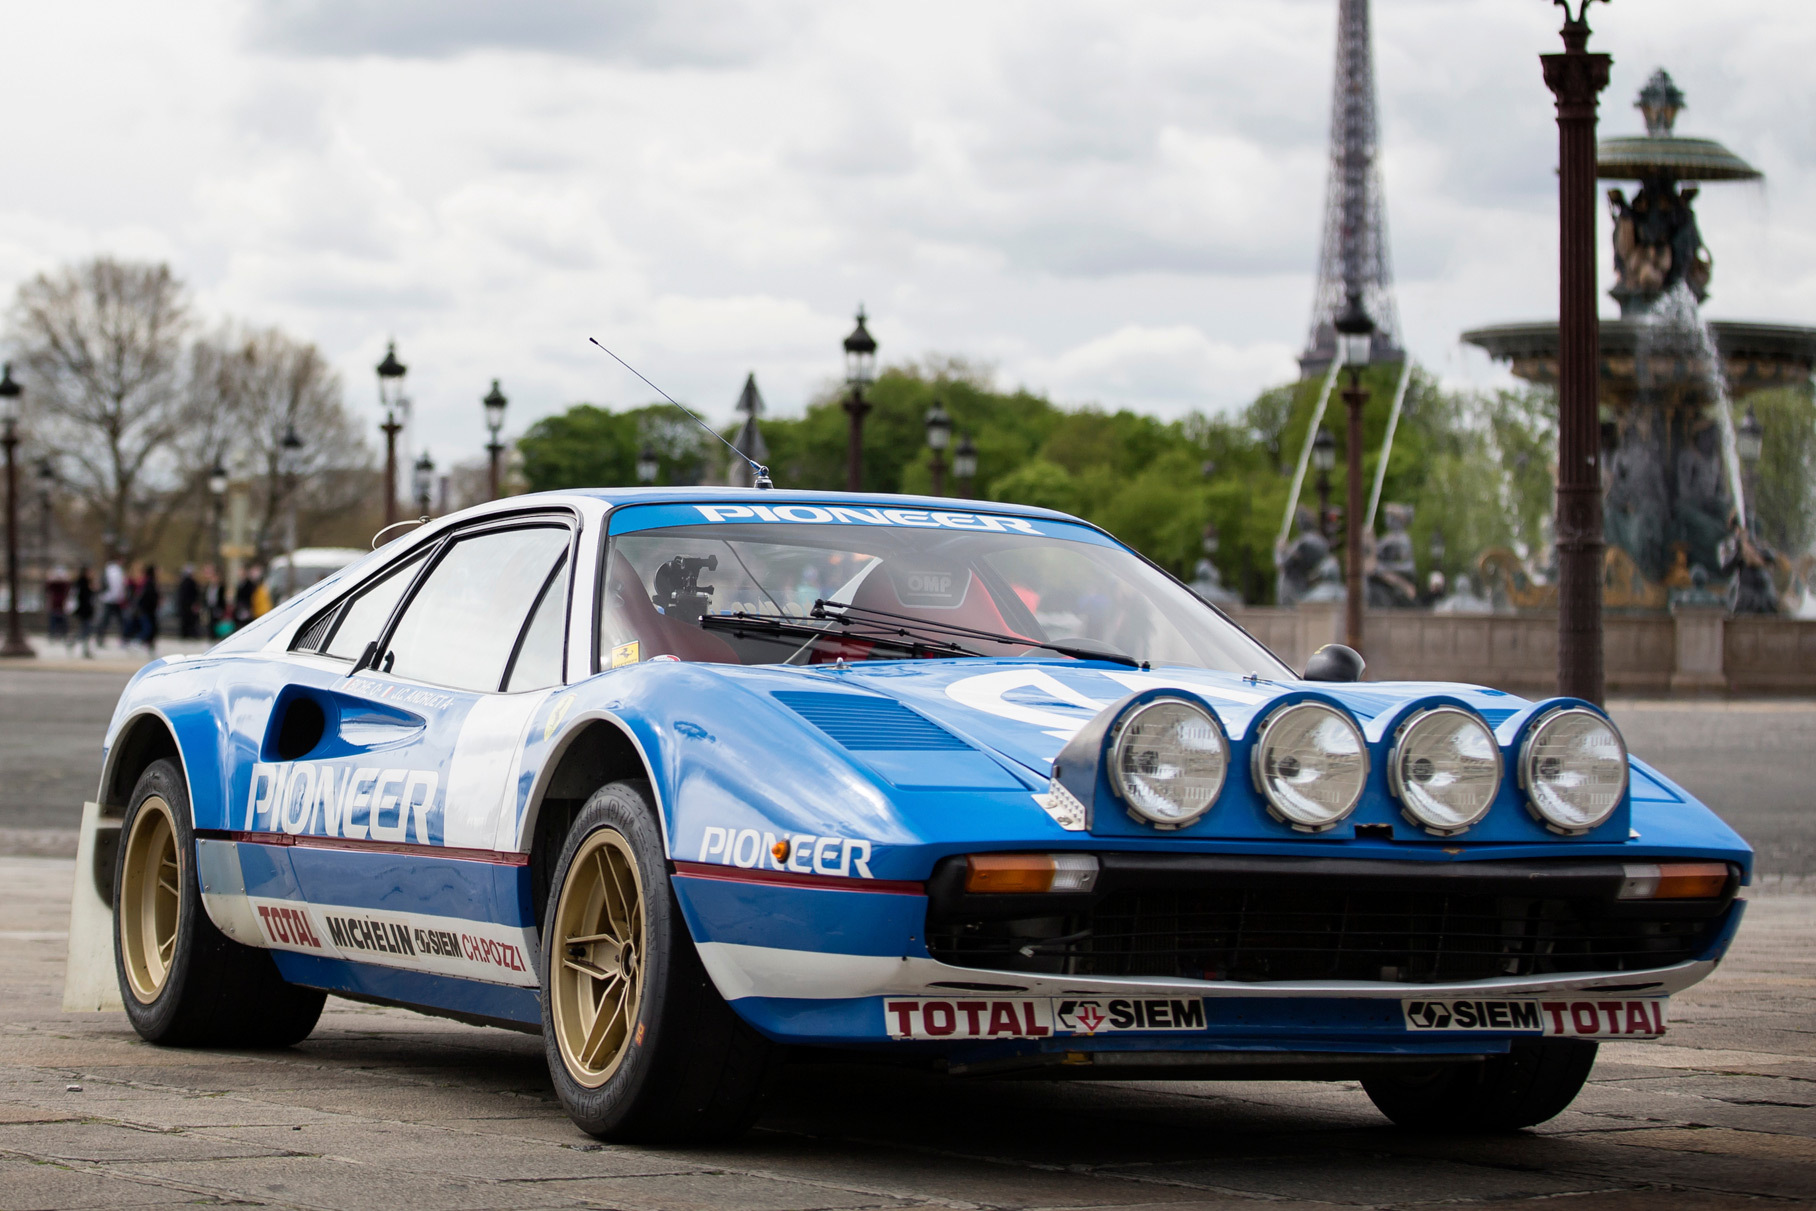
(0, 0, 1808, 462)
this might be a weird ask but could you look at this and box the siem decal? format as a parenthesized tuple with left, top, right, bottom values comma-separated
(692, 504, 1043, 534)
(698, 826, 873, 878)
(1054, 997, 1207, 1034)
(1402, 998, 1666, 1037)
(244, 761, 440, 844)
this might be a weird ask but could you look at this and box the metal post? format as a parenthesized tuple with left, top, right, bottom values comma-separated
(1543, 1, 1611, 704)
(930, 449, 946, 497)
(487, 440, 503, 501)
(1316, 469, 1333, 541)
(1343, 370, 1368, 653)
(843, 388, 869, 492)
(2, 426, 33, 657)
(381, 413, 402, 528)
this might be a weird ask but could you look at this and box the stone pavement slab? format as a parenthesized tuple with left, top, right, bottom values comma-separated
(1, 856, 1812, 1209)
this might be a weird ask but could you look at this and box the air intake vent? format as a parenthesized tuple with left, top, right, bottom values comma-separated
(774, 691, 969, 752)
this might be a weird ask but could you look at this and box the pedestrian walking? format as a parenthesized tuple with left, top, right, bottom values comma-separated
(44, 566, 71, 643)
(201, 565, 226, 639)
(135, 564, 161, 653)
(176, 565, 201, 640)
(71, 566, 95, 658)
(99, 557, 126, 646)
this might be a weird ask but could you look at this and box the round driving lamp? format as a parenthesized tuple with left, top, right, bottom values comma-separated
(1108, 698, 1228, 830)
(1251, 701, 1368, 831)
(1519, 707, 1628, 834)
(1389, 707, 1502, 835)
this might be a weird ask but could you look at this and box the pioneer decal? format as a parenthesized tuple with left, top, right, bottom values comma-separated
(1402, 998, 1666, 1037)
(244, 761, 442, 844)
(698, 826, 874, 878)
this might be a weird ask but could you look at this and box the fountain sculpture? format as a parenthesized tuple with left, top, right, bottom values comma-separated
(1464, 70, 1815, 611)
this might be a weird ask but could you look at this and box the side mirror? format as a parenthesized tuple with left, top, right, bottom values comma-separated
(1304, 643, 1365, 682)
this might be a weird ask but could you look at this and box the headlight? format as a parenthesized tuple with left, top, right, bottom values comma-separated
(1251, 701, 1368, 831)
(1519, 707, 1627, 834)
(1389, 707, 1503, 835)
(1109, 698, 1228, 829)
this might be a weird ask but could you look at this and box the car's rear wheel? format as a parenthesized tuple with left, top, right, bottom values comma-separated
(541, 780, 777, 1141)
(1362, 1040, 1597, 1131)
(115, 759, 325, 1047)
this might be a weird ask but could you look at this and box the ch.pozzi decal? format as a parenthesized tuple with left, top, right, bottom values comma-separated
(244, 761, 442, 845)
(697, 825, 874, 878)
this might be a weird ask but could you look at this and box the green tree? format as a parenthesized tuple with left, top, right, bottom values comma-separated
(518, 403, 713, 491)
(1746, 386, 1816, 556)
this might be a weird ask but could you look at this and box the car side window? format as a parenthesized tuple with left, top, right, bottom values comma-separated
(316, 550, 430, 661)
(384, 526, 571, 693)
(503, 556, 570, 692)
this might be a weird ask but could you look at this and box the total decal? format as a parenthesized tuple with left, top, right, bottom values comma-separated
(1402, 998, 1667, 1038)
(244, 761, 441, 845)
(698, 825, 874, 879)
(246, 896, 538, 987)
(883, 996, 1210, 1040)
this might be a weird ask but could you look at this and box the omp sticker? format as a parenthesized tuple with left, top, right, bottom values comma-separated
(692, 504, 1042, 534)
(1402, 998, 1666, 1037)
(1054, 997, 1207, 1034)
(885, 998, 1055, 1039)
(245, 895, 538, 987)
(610, 641, 640, 669)
(698, 826, 873, 878)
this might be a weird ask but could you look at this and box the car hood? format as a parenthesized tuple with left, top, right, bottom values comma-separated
(752, 659, 1533, 779)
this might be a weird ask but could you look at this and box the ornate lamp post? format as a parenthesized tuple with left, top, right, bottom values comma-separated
(1334, 291, 1376, 655)
(413, 452, 435, 518)
(35, 457, 55, 580)
(841, 307, 877, 492)
(208, 461, 229, 573)
(953, 434, 978, 498)
(1312, 426, 1337, 540)
(1544, 0, 1612, 704)
(0, 365, 32, 657)
(482, 379, 508, 500)
(376, 342, 407, 527)
(280, 424, 303, 601)
(925, 400, 952, 495)
(1736, 406, 1763, 538)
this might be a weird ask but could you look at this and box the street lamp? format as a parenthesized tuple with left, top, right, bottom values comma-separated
(1544, 0, 1612, 705)
(953, 434, 978, 498)
(0, 364, 32, 657)
(841, 307, 877, 492)
(376, 341, 407, 528)
(1311, 424, 1336, 540)
(413, 451, 435, 518)
(482, 379, 508, 501)
(35, 457, 55, 578)
(1736, 406, 1764, 537)
(636, 446, 659, 485)
(279, 425, 304, 601)
(1334, 290, 1376, 655)
(925, 400, 952, 495)
(208, 460, 229, 578)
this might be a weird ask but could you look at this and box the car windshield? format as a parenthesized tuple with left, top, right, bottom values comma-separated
(598, 509, 1288, 676)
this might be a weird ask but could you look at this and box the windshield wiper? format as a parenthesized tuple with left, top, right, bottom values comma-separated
(811, 600, 1142, 668)
(698, 611, 983, 661)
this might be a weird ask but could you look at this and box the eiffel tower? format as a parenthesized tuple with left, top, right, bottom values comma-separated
(1300, 0, 1405, 375)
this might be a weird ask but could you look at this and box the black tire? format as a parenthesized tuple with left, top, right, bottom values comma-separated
(114, 759, 325, 1047)
(1362, 1040, 1598, 1131)
(541, 780, 778, 1142)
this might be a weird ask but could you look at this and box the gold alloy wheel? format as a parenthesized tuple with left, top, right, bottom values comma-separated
(551, 828, 647, 1088)
(119, 796, 182, 1004)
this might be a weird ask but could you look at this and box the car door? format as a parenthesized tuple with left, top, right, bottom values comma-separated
(247, 516, 575, 990)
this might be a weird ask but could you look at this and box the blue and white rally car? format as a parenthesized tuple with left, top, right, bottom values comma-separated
(68, 488, 1750, 1140)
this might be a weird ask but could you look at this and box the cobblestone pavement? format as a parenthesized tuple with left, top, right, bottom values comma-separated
(1, 857, 1811, 1209)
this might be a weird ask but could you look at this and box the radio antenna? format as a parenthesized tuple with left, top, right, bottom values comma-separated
(588, 338, 773, 489)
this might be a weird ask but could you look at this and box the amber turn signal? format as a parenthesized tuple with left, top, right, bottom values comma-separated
(964, 853, 1099, 894)
(1618, 862, 1732, 900)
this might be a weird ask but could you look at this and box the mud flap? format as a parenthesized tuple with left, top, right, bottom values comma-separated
(63, 801, 124, 1012)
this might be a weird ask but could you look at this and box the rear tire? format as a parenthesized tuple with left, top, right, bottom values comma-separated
(541, 780, 777, 1142)
(114, 759, 325, 1047)
(1362, 1040, 1597, 1131)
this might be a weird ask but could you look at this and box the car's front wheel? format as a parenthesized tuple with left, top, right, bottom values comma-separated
(1362, 1040, 1597, 1131)
(541, 780, 777, 1141)
(115, 759, 325, 1047)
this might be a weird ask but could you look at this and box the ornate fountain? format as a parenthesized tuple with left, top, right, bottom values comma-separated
(1463, 70, 1816, 610)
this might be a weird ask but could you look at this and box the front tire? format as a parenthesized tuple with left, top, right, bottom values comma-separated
(541, 780, 777, 1141)
(1362, 1040, 1597, 1131)
(114, 759, 325, 1047)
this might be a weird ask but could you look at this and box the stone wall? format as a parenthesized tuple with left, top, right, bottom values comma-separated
(1227, 603, 1816, 696)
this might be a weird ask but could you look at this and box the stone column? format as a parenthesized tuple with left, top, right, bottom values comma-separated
(1670, 604, 1728, 694)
